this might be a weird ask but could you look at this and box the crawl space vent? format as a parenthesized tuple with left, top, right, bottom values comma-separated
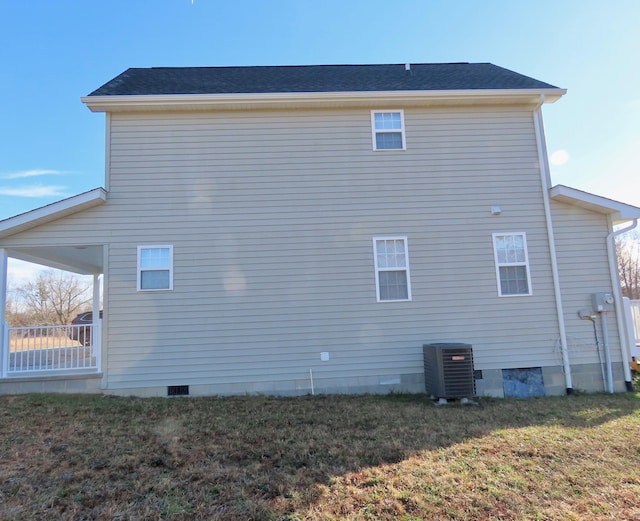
(167, 385, 189, 397)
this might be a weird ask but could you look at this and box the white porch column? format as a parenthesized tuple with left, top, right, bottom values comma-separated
(0, 249, 8, 378)
(92, 273, 102, 372)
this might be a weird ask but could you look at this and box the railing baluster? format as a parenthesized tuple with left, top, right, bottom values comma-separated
(6, 323, 98, 374)
(35, 328, 40, 370)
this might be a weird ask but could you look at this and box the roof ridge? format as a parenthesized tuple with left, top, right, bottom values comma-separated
(144, 62, 476, 70)
(87, 62, 562, 97)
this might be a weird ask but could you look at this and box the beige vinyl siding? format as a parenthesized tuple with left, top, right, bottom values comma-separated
(3, 105, 566, 391)
(551, 200, 621, 365)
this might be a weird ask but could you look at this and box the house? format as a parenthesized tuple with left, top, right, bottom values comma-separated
(1, 62, 639, 398)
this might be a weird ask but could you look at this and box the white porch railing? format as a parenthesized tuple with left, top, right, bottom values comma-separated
(631, 300, 640, 346)
(4, 323, 99, 374)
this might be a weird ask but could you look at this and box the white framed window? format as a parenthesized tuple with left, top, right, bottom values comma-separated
(373, 237, 412, 302)
(137, 245, 173, 291)
(492, 233, 532, 296)
(371, 110, 406, 150)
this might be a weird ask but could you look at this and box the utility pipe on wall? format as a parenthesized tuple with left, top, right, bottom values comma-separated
(607, 217, 638, 391)
(533, 98, 573, 393)
(599, 308, 614, 393)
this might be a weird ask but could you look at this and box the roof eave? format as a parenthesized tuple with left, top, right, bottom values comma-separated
(550, 185, 640, 224)
(0, 188, 107, 239)
(82, 88, 566, 112)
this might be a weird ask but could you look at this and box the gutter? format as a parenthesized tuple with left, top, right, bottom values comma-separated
(81, 88, 566, 113)
(607, 217, 638, 391)
(533, 95, 573, 393)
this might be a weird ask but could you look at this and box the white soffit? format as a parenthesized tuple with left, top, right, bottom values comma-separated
(550, 185, 640, 223)
(0, 188, 107, 239)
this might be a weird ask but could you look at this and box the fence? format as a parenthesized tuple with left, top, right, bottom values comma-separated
(4, 324, 99, 374)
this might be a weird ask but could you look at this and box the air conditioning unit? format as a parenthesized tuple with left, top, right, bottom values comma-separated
(423, 343, 475, 399)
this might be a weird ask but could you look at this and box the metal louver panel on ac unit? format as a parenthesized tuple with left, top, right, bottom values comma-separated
(423, 343, 475, 399)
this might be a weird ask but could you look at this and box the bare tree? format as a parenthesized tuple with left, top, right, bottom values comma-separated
(13, 270, 92, 325)
(617, 230, 640, 299)
(4, 297, 30, 327)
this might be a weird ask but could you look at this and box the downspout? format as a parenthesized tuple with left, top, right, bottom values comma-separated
(607, 217, 638, 391)
(533, 96, 573, 394)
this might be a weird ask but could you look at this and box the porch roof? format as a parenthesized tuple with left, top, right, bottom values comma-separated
(550, 185, 640, 224)
(0, 188, 106, 239)
(0, 188, 106, 274)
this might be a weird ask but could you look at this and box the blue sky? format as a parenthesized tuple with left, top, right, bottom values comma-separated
(1, 0, 638, 222)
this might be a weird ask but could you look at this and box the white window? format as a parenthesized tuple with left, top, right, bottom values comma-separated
(373, 237, 412, 301)
(137, 245, 173, 291)
(492, 233, 532, 296)
(371, 110, 406, 150)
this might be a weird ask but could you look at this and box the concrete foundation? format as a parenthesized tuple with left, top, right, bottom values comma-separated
(0, 361, 630, 398)
(474, 362, 628, 398)
(0, 373, 102, 395)
(103, 372, 427, 398)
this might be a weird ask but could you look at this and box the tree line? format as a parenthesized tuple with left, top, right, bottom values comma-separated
(617, 230, 640, 299)
(6, 270, 92, 327)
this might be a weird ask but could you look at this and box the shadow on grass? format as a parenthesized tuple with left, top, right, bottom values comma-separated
(1, 392, 639, 520)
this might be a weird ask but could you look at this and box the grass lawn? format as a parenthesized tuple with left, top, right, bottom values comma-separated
(1, 392, 640, 520)
(10, 334, 83, 352)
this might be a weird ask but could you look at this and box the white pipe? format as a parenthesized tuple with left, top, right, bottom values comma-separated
(607, 218, 638, 390)
(309, 368, 315, 395)
(533, 99, 573, 393)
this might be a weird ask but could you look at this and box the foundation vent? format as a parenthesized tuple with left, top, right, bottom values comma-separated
(167, 385, 189, 397)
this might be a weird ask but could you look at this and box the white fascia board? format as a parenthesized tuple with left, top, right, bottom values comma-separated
(550, 184, 640, 223)
(81, 88, 566, 112)
(0, 188, 107, 239)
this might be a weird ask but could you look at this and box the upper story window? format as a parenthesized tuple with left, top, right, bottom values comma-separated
(492, 233, 532, 296)
(373, 237, 412, 301)
(138, 245, 173, 291)
(371, 110, 406, 150)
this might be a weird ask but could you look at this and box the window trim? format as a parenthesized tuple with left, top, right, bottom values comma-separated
(137, 245, 174, 291)
(492, 233, 532, 297)
(371, 110, 406, 151)
(373, 236, 412, 302)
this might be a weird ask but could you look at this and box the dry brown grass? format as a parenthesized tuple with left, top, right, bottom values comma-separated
(1, 392, 640, 520)
(10, 334, 83, 352)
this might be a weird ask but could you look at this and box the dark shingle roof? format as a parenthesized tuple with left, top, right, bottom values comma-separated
(88, 63, 559, 96)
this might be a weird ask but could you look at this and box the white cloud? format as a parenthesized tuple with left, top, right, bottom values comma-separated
(0, 185, 68, 197)
(2, 169, 63, 180)
(6, 261, 93, 302)
(549, 150, 569, 166)
(7, 259, 47, 286)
